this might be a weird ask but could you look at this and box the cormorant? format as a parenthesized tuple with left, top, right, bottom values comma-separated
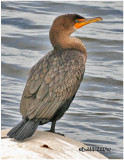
(7, 14, 102, 140)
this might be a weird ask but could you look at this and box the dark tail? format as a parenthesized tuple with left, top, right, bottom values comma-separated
(7, 119, 39, 141)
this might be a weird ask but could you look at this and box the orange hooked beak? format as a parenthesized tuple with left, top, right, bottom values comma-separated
(74, 17, 103, 29)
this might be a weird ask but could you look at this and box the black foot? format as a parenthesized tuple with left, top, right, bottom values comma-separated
(46, 121, 64, 136)
(45, 129, 53, 132)
(45, 130, 64, 136)
(54, 132, 64, 136)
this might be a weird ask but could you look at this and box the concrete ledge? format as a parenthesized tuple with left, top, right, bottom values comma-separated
(1, 129, 108, 159)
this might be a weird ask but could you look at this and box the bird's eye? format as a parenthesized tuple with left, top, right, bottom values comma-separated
(75, 19, 79, 23)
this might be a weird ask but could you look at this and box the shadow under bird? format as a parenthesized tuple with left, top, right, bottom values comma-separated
(7, 14, 102, 141)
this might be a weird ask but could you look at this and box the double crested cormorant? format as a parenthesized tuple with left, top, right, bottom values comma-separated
(7, 14, 102, 140)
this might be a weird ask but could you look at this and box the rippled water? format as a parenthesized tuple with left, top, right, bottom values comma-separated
(1, 1, 123, 159)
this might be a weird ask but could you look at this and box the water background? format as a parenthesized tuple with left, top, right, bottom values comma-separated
(1, 1, 123, 159)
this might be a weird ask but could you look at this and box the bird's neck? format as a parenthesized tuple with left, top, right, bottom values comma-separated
(50, 33, 87, 62)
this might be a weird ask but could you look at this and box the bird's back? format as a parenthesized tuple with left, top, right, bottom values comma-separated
(20, 49, 86, 123)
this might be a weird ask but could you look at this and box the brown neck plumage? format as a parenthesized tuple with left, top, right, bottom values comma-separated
(49, 29, 87, 62)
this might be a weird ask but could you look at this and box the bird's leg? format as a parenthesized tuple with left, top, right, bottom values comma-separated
(45, 120, 56, 133)
(46, 121, 64, 136)
(50, 120, 56, 133)
(50, 121, 64, 136)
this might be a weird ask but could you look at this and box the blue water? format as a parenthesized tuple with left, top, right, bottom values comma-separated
(1, 1, 123, 159)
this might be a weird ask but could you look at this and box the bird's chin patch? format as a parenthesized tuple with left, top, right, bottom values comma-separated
(73, 26, 77, 30)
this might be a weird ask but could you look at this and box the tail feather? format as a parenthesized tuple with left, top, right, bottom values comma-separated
(14, 120, 33, 140)
(21, 120, 35, 140)
(7, 119, 39, 141)
(25, 120, 39, 139)
(9, 120, 28, 138)
(7, 120, 25, 136)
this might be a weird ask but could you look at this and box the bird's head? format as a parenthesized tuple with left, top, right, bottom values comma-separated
(50, 14, 102, 35)
(49, 14, 102, 48)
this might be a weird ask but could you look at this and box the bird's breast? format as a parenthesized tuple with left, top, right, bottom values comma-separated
(54, 49, 86, 79)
